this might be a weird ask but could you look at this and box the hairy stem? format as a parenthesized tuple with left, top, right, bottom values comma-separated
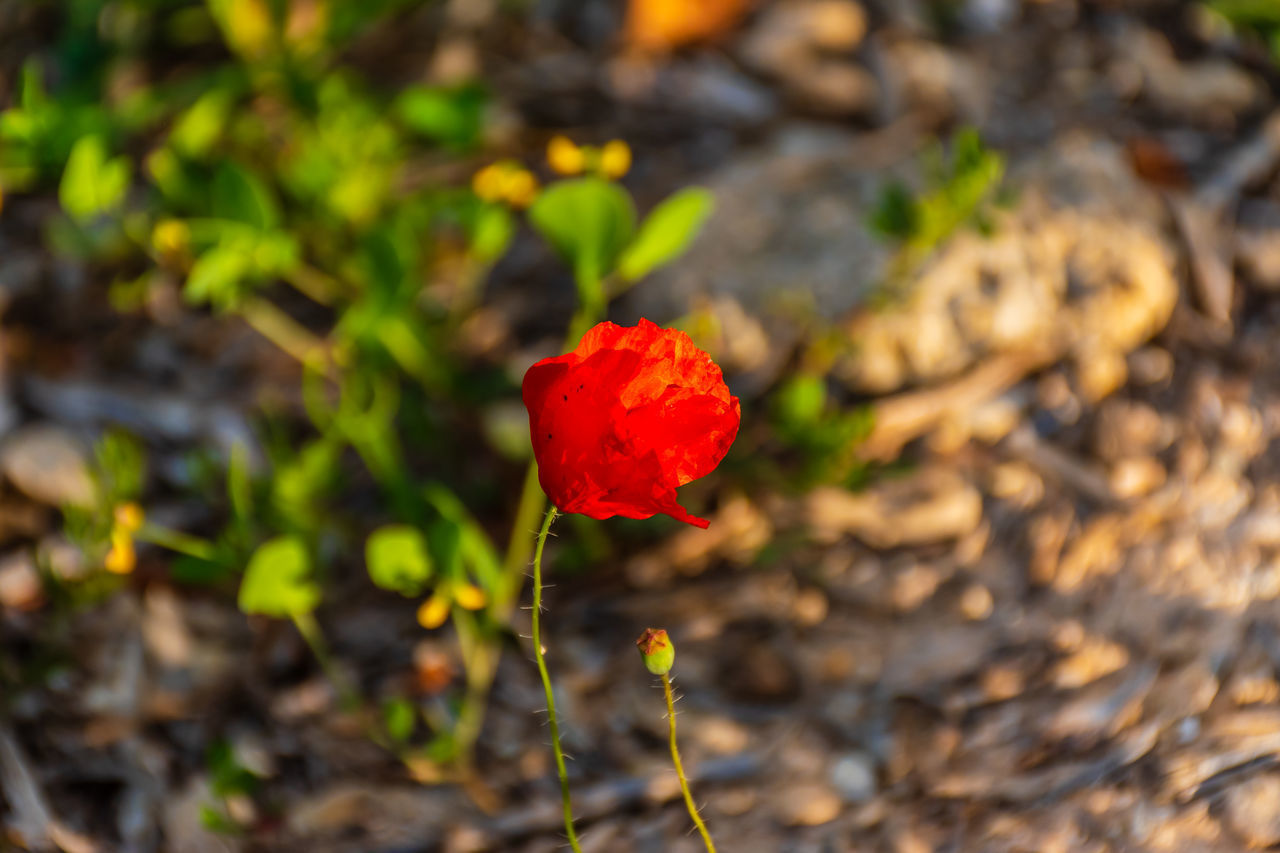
(531, 507, 582, 852)
(663, 673, 717, 853)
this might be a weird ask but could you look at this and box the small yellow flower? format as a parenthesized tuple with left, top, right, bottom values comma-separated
(104, 528, 136, 574)
(599, 139, 632, 180)
(502, 169, 539, 209)
(471, 163, 507, 203)
(151, 219, 190, 258)
(473, 160, 540, 208)
(452, 582, 487, 611)
(114, 502, 146, 533)
(547, 135, 586, 176)
(417, 592, 451, 630)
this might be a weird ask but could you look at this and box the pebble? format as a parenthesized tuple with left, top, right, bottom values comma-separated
(0, 424, 95, 507)
(830, 752, 877, 802)
(1109, 456, 1166, 499)
(1224, 774, 1280, 848)
(775, 783, 842, 826)
(0, 550, 41, 610)
(959, 584, 994, 621)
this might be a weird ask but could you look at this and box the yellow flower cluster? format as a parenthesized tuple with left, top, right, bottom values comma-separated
(104, 502, 145, 575)
(472, 160, 539, 208)
(416, 580, 488, 629)
(546, 136, 631, 180)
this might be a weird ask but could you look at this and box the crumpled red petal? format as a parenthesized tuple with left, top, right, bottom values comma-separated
(522, 319, 740, 528)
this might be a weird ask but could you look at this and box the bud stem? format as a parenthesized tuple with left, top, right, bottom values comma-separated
(531, 506, 583, 852)
(663, 672, 718, 852)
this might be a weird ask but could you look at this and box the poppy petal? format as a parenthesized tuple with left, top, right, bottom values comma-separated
(522, 319, 740, 527)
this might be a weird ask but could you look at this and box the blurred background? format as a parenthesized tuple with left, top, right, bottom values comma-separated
(3, 0, 1280, 850)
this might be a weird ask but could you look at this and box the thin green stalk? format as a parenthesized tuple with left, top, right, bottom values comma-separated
(134, 523, 218, 561)
(291, 610, 360, 712)
(531, 506, 582, 852)
(497, 289, 609, 613)
(663, 673, 717, 853)
(239, 296, 331, 367)
(496, 464, 546, 615)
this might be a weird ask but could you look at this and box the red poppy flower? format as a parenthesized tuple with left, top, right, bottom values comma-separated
(522, 319, 741, 528)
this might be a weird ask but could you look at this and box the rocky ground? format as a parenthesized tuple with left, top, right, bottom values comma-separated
(8, 1, 1280, 851)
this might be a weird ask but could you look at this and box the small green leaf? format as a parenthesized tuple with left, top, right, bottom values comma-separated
(227, 442, 253, 525)
(238, 535, 319, 618)
(212, 161, 278, 229)
(774, 375, 827, 429)
(395, 84, 486, 150)
(366, 524, 433, 597)
(868, 182, 919, 241)
(59, 135, 131, 221)
(382, 697, 417, 743)
(170, 89, 235, 158)
(185, 244, 249, 309)
(529, 178, 635, 305)
(616, 187, 714, 282)
(469, 203, 514, 263)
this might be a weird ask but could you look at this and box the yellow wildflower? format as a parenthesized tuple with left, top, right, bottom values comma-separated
(503, 169, 539, 209)
(104, 527, 136, 574)
(114, 502, 145, 532)
(417, 592, 451, 630)
(473, 160, 540, 208)
(599, 139, 632, 179)
(452, 582, 487, 611)
(471, 163, 507, 203)
(151, 220, 190, 258)
(547, 135, 586, 176)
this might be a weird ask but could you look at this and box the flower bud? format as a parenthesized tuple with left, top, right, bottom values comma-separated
(636, 627, 675, 675)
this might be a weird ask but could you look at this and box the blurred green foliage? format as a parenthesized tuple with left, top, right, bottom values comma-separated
(9, 0, 715, 770)
(1203, 0, 1280, 62)
(869, 127, 1006, 256)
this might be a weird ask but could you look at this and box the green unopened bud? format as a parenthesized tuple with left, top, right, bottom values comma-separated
(636, 627, 675, 675)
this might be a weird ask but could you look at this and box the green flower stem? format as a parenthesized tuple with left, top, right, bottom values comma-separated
(496, 464, 546, 615)
(291, 610, 360, 712)
(134, 523, 218, 561)
(663, 672, 717, 853)
(531, 506, 582, 852)
(239, 296, 331, 368)
(496, 284, 611, 614)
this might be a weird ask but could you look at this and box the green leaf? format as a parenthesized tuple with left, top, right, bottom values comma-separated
(185, 244, 250, 309)
(272, 439, 338, 530)
(227, 442, 253, 525)
(365, 524, 433, 597)
(616, 187, 714, 282)
(469, 203, 514, 264)
(529, 178, 635, 305)
(774, 375, 826, 429)
(238, 535, 319, 618)
(382, 697, 417, 744)
(59, 135, 131, 221)
(212, 161, 278, 230)
(395, 84, 486, 150)
(170, 89, 235, 159)
(868, 182, 919, 241)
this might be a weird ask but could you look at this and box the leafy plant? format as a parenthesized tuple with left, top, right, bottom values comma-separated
(868, 127, 1007, 288)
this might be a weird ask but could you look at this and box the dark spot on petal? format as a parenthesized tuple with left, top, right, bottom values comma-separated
(563, 394, 568, 401)
(547, 433, 553, 439)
